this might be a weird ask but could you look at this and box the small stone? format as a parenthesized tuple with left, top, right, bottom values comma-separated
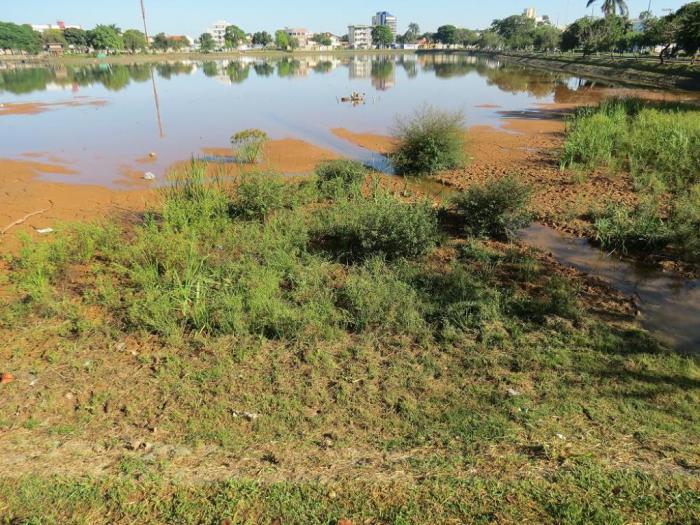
(148, 152, 157, 158)
(507, 388, 521, 397)
(65, 392, 74, 400)
(556, 433, 567, 441)
(1, 373, 14, 385)
(143, 171, 156, 181)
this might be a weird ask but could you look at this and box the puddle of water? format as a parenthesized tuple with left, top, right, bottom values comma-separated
(520, 224, 700, 354)
(3, 54, 682, 188)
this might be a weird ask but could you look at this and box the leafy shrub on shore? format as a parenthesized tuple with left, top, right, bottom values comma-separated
(390, 106, 466, 176)
(315, 159, 367, 197)
(230, 128, 269, 164)
(316, 191, 439, 261)
(593, 201, 673, 254)
(452, 176, 532, 240)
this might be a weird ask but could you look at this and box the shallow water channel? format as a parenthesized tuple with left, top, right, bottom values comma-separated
(520, 224, 700, 354)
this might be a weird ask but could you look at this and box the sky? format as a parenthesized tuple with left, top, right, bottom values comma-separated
(2, 0, 690, 37)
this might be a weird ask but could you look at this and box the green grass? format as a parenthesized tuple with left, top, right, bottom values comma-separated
(561, 98, 700, 262)
(1, 162, 699, 523)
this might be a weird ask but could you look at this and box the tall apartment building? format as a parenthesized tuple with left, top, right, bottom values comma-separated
(348, 25, 372, 49)
(523, 8, 536, 19)
(372, 11, 397, 37)
(207, 20, 230, 48)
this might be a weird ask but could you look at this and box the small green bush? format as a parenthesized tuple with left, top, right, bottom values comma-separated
(229, 173, 290, 221)
(453, 176, 532, 240)
(316, 160, 367, 191)
(390, 106, 466, 176)
(338, 257, 426, 335)
(317, 191, 439, 261)
(230, 128, 269, 164)
(670, 184, 700, 262)
(593, 201, 673, 254)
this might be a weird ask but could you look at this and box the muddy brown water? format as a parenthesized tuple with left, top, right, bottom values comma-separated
(521, 224, 700, 354)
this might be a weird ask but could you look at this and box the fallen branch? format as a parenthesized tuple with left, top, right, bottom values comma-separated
(1, 208, 49, 235)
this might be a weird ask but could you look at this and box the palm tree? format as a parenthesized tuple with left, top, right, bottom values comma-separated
(586, 0, 629, 17)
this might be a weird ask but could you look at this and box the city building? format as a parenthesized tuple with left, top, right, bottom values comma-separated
(348, 25, 372, 49)
(523, 8, 536, 20)
(284, 28, 311, 48)
(207, 20, 231, 48)
(372, 11, 398, 37)
(31, 21, 82, 33)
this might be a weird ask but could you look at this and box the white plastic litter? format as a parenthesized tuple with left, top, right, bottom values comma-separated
(143, 172, 156, 181)
(35, 228, 54, 234)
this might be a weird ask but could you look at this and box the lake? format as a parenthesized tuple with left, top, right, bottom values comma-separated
(0, 52, 662, 187)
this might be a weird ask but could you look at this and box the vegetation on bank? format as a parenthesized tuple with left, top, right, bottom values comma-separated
(562, 97, 700, 260)
(2, 157, 699, 522)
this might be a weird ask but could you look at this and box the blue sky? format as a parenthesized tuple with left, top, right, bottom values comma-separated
(3, 0, 689, 36)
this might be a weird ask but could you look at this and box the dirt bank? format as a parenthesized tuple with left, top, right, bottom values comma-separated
(0, 159, 154, 252)
(482, 52, 700, 91)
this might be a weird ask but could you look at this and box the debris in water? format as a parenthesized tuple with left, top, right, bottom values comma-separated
(148, 152, 157, 158)
(143, 172, 156, 181)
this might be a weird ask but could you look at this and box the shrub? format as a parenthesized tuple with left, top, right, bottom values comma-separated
(230, 128, 269, 164)
(315, 160, 367, 197)
(338, 257, 426, 335)
(317, 191, 439, 261)
(453, 176, 532, 240)
(229, 172, 290, 221)
(670, 184, 700, 262)
(593, 201, 673, 254)
(390, 105, 466, 176)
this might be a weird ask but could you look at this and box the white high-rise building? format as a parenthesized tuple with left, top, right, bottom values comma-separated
(372, 11, 398, 37)
(348, 25, 372, 49)
(207, 20, 231, 48)
(523, 8, 536, 19)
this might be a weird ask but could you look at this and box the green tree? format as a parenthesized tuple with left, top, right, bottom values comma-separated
(122, 29, 147, 52)
(457, 28, 478, 47)
(0, 22, 42, 53)
(642, 13, 680, 63)
(435, 25, 459, 46)
(492, 15, 536, 49)
(311, 34, 332, 47)
(586, 0, 629, 17)
(403, 22, 421, 43)
(477, 31, 504, 50)
(224, 25, 246, 48)
(153, 32, 169, 51)
(42, 29, 67, 46)
(199, 33, 215, 52)
(561, 17, 592, 51)
(676, 1, 700, 63)
(274, 30, 290, 49)
(87, 25, 124, 51)
(63, 27, 87, 48)
(533, 24, 562, 51)
(372, 25, 394, 48)
(252, 31, 273, 47)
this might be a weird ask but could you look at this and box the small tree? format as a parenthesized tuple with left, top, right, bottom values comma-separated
(199, 32, 215, 53)
(64, 27, 87, 49)
(123, 29, 147, 52)
(153, 32, 169, 51)
(643, 14, 680, 63)
(311, 33, 332, 47)
(252, 31, 273, 47)
(87, 25, 124, 51)
(275, 30, 290, 49)
(435, 25, 459, 46)
(231, 129, 269, 163)
(404, 23, 421, 43)
(533, 24, 561, 51)
(224, 25, 246, 48)
(371, 25, 394, 48)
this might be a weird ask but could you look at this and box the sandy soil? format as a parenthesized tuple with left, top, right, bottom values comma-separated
(0, 99, 108, 117)
(0, 159, 154, 252)
(331, 109, 637, 235)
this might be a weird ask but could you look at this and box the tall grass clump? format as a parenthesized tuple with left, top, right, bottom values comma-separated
(390, 105, 466, 176)
(562, 98, 700, 192)
(229, 172, 291, 221)
(316, 191, 439, 261)
(593, 201, 673, 254)
(230, 128, 269, 164)
(671, 184, 700, 262)
(315, 159, 367, 198)
(452, 176, 532, 240)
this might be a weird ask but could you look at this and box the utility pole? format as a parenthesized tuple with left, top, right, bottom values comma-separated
(140, 0, 149, 42)
(647, 0, 653, 14)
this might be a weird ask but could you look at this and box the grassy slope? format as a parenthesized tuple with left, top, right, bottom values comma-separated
(0, 165, 699, 524)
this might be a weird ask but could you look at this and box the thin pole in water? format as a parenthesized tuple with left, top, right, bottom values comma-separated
(140, 0, 150, 42)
